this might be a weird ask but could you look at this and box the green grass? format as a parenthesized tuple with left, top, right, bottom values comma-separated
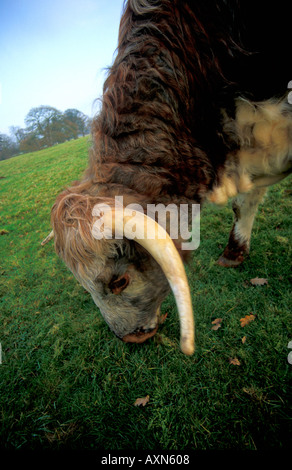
(0, 137, 291, 450)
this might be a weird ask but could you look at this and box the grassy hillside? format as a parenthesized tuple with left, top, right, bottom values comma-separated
(0, 137, 291, 451)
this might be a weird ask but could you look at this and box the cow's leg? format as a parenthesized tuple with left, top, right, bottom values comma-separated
(218, 186, 267, 267)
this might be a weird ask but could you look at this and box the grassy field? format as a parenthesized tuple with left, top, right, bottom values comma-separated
(0, 136, 291, 451)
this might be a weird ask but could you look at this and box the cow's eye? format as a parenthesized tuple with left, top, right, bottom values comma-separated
(109, 273, 130, 294)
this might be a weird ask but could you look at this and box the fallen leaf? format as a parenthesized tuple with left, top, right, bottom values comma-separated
(250, 277, 268, 286)
(0, 230, 9, 235)
(229, 357, 241, 366)
(134, 395, 149, 407)
(159, 312, 168, 324)
(211, 318, 222, 330)
(241, 336, 247, 344)
(240, 314, 256, 327)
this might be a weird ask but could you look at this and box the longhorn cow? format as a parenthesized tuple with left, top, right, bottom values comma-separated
(43, 0, 291, 355)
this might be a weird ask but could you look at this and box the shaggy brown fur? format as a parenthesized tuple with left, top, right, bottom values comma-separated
(55, 1, 244, 211)
(52, 1, 244, 262)
(88, 0, 241, 203)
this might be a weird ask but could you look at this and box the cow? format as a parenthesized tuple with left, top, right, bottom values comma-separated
(42, 0, 291, 355)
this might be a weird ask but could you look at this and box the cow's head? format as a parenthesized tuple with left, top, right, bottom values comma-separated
(45, 191, 194, 355)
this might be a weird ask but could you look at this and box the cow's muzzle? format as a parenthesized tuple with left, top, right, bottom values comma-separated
(122, 324, 159, 344)
(121, 306, 161, 344)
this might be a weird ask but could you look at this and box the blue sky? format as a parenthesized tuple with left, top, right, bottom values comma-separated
(0, 0, 125, 134)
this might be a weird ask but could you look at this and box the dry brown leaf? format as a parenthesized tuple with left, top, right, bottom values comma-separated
(211, 318, 222, 330)
(134, 395, 149, 407)
(250, 277, 268, 286)
(241, 336, 247, 344)
(240, 314, 256, 327)
(159, 312, 168, 324)
(229, 357, 241, 366)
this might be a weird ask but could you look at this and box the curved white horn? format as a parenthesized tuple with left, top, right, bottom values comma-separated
(41, 230, 54, 246)
(94, 205, 195, 355)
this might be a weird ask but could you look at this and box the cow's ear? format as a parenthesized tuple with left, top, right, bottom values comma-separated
(109, 273, 130, 294)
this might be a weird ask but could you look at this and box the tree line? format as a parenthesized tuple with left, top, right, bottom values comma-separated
(0, 106, 91, 161)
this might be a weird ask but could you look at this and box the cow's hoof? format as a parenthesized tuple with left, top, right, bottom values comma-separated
(217, 255, 244, 268)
